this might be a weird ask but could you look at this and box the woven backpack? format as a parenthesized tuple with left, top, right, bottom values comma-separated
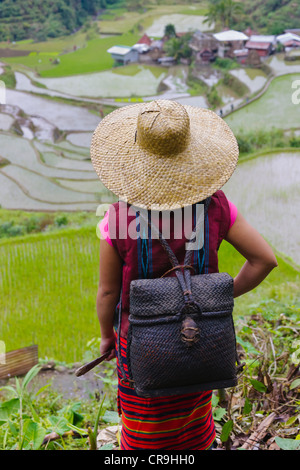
(117, 198, 242, 398)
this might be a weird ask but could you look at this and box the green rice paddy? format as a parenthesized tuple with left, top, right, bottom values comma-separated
(4, 33, 141, 77)
(225, 74, 300, 132)
(0, 224, 298, 363)
(0, 226, 100, 362)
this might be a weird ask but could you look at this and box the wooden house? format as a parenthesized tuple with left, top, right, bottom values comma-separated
(213, 30, 249, 58)
(245, 35, 276, 57)
(196, 48, 215, 64)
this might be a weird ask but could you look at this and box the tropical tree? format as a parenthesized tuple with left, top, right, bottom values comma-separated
(204, 0, 244, 29)
(164, 23, 177, 38)
(164, 33, 192, 63)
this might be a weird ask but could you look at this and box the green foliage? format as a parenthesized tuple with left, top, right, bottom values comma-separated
(0, 209, 97, 239)
(204, 0, 244, 29)
(235, 129, 288, 155)
(221, 71, 248, 97)
(234, 128, 300, 156)
(206, 85, 222, 109)
(0, 65, 16, 89)
(0, 0, 123, 41)
(164, 33, 193, 63)
(164, 23, 176, 39)
(186, 75, 208, 97)
(54, 215, 68, 227)
(289, 136, 300, 148)
(233, 0, 300, 35)
(275, 437, 300, 450)
(211, 296, 300, 449)
(0, 226, 101, 361)
(214, 57, 239, 71)
(0, 365, 120, 450)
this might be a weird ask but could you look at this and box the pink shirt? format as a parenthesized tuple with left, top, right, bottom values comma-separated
(99, 200, 238, 247)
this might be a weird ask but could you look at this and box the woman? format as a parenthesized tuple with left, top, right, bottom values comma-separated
(91, 100, 277, 450)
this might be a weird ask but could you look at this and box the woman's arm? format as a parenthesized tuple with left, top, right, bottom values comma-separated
(97, 239, 123, 359)
(225, 211, 278, 298)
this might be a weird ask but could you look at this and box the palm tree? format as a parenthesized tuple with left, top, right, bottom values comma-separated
(204, 0, 244, 29)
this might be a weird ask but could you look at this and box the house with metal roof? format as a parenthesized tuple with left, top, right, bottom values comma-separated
(277, 32, 300, 49)
(213, 30, 249, 58)
(107, 45, 139, 65)
(213, 30, 249, 42)
(245, 35, 276, 57)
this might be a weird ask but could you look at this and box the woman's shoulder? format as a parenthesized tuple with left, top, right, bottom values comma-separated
(210, 190, 237, 231)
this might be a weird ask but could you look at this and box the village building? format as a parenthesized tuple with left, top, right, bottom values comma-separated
(277, 32, 300, 51)
(212, 30, 249, 58)
(245, 35, 276, 57)
(233, 48, 249, 64)
(189, 30, 218, 65)
(285, 29, 300, 36)
(107, 45, 139, 65)
(195, 48, 215, 64)
(132, 43, 150, 53)
(245, 40, 273, 57)
(132, 34, 152, 54)
(137, 34, 152, 47)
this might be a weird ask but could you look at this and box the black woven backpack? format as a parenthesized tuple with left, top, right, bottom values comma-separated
(117, 198, 242, 398)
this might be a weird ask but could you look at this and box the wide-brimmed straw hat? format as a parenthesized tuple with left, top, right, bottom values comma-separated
(90, 100, 239, 210)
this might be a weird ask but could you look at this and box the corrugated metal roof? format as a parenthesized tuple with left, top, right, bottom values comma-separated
(234, 48, 249, 56)
(107, 46, 132, 55)
(250, 35, 275, 43)
(277, 32, 300, 44)
(246, 41, 272, 50)
(213, 30, 249, 42)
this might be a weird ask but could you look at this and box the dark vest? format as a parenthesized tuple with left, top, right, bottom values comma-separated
(109, 190, 230, 338)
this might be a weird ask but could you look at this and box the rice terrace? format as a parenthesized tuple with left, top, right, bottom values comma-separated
(0, 0, 299, 452)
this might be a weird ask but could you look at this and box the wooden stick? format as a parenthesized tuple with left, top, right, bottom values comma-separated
(241, 412, 276, 450)
(74, 351, 111, 377)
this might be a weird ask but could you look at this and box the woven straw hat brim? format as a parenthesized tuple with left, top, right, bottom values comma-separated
(90, 102, 239, 210)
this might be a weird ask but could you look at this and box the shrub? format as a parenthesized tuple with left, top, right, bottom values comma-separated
(0, 66, 16, 89)
(55, 215, 68, 227)
(289, 136, 300, 148)
(207, 85, 222, 109)
(214, 57, 239, 71)
(236, 129, 287, 154)
(0, 221, 26, 238)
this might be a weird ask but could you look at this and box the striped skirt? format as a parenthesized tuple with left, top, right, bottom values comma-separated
(115, 333, 216, 450)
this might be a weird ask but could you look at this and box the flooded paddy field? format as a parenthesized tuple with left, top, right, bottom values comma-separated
(28, 66, 166, 99)
(229, 68, 268, 95)
(6, 89, 100, 132)
(145, 13, 213, 37)
(223, 151, 300, 266)
(0, 129, 113, 212)
(225, 74, 300, 133)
